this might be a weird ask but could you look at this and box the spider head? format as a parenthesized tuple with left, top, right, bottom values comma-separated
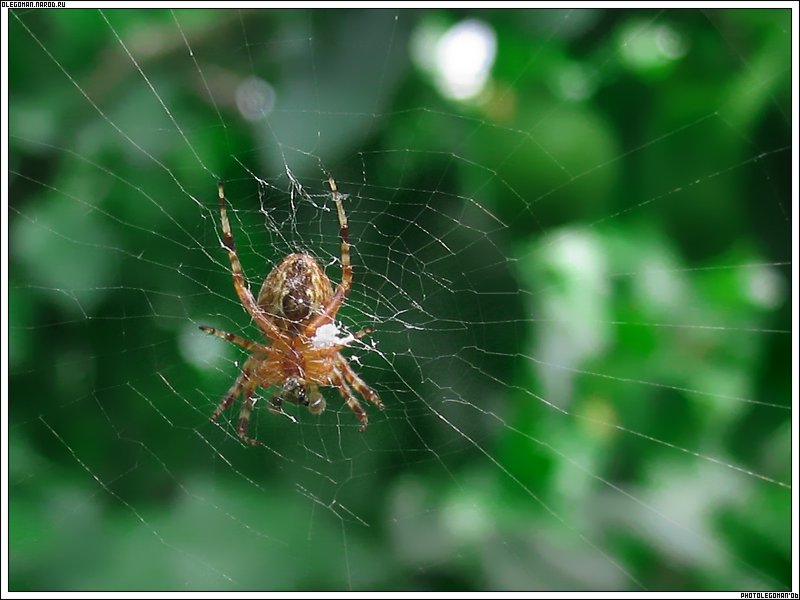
(281, 377, 327, 415)
(282, 376, 306, 405)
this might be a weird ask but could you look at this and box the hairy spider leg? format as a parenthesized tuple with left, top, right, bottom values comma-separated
(199, 325, 272, 355)
(236, 378, 262, 447)
(332, 367, 368, 432)
(305, 176, 352, 335)
(217, 181, 285, 342)
(210, 356, 256, 422)
(336, 354, 384, 410)
(211, 378, 241, 423)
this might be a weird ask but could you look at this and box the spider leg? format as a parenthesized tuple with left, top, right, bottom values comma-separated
(332, 367, 368, 432)
(236, 379, 263, 447)
(305, 176, 352, 335)
(216, 181, 285, 342)
(336, 354, 384, 410)
(211, 374, 243, 422)
(199, 325, 272, 355)
(210, 356, 255, 422)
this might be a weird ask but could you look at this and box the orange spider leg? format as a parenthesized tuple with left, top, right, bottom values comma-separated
(336, 354, 384, 410)
(210, 377, 241, 423)
(199, 325, 273, 355)
(235, 378, 262, 447)
(217, 181, 286, 342)
(211, 355, 257, 422)
(305, 176, 352, 335)
(331, 367, 368, 432)
(209, 355, 264, 447)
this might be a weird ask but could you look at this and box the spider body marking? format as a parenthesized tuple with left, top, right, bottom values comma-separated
(200, 177, 383, 446)
(258, 253, 333, 334)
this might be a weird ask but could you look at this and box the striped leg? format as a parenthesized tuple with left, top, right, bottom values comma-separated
(217, 181, 284, 341)
(305, 176, 352, 334)
(211, 374, 244, 423)
(199, 325, 271, 355)
(332, 368, 368, 432)
(210, 355, 258, 424)
(336, 354, 383, 410)
(236, 379, 262, 447)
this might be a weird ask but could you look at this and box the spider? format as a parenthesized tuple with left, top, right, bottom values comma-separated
(199, 176, 383, 445)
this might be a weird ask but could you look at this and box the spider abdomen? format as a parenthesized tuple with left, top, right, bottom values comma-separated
(257, 253, 334, 332)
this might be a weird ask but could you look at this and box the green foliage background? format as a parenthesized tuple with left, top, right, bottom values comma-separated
(8, 8, 792, 591)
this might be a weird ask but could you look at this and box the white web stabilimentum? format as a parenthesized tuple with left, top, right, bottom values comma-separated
(7, 8, 792, 591)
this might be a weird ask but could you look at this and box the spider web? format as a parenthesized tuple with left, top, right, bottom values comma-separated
(5, 5, 795, 592)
